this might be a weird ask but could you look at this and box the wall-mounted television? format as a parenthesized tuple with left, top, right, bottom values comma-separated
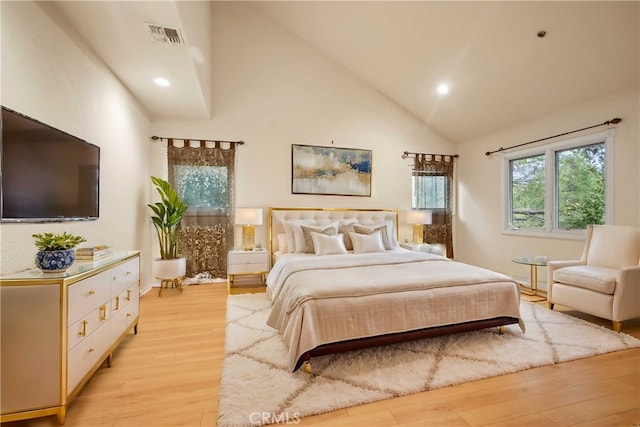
(1, 106, 100, 222)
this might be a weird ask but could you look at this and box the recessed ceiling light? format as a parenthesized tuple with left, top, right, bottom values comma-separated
(153, 77, 171, 87)
(437, 83, 449, 95)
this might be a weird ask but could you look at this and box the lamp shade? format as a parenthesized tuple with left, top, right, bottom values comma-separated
(405, 210, 432, 225)
(235, 208, 263, 226)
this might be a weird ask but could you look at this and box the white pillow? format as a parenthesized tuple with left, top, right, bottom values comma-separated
(382, 220, 399, 247)
(282, 219, 315, 253)
(311, 232, 347, 255)
(276, 233, 288, 253)
(349, 231, 385, 254)
(282, 221, 296, 253)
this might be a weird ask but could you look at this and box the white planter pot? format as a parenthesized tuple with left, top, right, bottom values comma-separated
(153, 257, 187, 280)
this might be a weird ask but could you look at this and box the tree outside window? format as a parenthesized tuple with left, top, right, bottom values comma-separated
(510, 154, 545, 228)
(504, 130, 612, 237)
(556, 143, 605, 229)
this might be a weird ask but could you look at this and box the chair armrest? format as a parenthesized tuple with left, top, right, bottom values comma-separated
(618, 265, 640, 280)
(613, 266, 640, 321)
(547, 260, 585, 301)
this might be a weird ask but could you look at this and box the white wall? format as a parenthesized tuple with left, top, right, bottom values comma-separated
(151, 2, 455, 249)
(0, 2, 154, 293)
(455, 89, 639, 284)
(3, 2, 633, 293)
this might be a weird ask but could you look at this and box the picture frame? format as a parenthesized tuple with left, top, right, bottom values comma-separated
(291, 144, 372, 197)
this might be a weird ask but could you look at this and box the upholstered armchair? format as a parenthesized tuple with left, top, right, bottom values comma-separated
(547, 224, 640, 332)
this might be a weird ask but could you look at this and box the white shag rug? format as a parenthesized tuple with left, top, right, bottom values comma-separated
(218, 293, 640, 427)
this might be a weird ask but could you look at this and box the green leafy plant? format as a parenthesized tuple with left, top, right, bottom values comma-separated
(32, 232, 86, 251)
(147, 176, 188, 259)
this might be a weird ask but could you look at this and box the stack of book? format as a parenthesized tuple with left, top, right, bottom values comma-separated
(76, 245, 113, 261)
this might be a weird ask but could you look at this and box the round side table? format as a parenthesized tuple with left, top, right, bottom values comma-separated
(512, 256, 548, 300)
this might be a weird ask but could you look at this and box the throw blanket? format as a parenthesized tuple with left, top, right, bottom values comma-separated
(266, 251, 524, 371)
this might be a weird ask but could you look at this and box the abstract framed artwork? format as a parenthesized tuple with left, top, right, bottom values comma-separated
(291, 144, 372, 197)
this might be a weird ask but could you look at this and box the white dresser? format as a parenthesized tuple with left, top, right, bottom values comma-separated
(0, 251, 140, 424)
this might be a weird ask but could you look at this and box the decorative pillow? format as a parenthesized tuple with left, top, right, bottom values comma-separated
(276, 233, 288, 253)
(300, 224, 338, 253)
(354, 224, 393, 250)
(381, 220, 399, 247)
(338, 223, 356, 250)
(350, 231, 385, 254)
(282, 219, 315, 253)
(311, 232, 347, 255)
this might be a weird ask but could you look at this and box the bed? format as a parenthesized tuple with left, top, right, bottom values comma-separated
(266, 207, 524, 372)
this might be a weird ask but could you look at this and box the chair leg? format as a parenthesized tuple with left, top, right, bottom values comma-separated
(613, 321, 622, 333)
(548, 302, 554, 310)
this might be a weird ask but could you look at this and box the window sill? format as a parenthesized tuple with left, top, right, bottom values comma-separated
(501, 228, 587, 240)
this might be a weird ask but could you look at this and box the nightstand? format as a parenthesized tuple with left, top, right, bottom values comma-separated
(400, 242, 446, 256)
(227, 250, 270, 294)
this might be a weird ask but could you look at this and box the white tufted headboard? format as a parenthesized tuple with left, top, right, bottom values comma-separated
(269, 207, 398, 256)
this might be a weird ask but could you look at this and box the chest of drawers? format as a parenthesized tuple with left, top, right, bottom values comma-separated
(0, 251, 140, 424)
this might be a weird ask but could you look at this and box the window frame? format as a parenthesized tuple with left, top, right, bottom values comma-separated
(501, 129, 614, 239)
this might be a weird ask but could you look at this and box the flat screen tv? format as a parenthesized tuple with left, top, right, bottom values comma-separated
(1, 106, 100, 222)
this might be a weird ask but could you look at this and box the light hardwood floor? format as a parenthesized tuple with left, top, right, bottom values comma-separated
(6, 284, 639, 427)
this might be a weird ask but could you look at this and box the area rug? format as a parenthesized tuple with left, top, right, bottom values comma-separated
(218, 293, 640, 427)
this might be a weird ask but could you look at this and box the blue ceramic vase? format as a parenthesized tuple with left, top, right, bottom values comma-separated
(35, 249, 75, 273)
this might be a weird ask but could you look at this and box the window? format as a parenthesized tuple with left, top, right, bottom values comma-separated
(412, 174, 447, 209)
(168, 142, 237, 278)
(173, 165, 230, 210)
(503, 130, 613, 237)
(409, 154, 456, 258)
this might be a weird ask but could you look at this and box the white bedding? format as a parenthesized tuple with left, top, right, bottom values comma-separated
(266, 248, 524, 371)
(267, 247, 425, 297)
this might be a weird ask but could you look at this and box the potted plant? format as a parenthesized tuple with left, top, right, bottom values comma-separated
(148, 176, 188, 280)
(33, 231, 87, 273)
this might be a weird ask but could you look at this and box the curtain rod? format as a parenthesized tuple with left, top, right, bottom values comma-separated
(401, 151, 459, 159)
(150, 135, 245, 145)
(484, 118, 621, 156)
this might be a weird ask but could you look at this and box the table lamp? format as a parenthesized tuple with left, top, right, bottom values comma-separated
(235, 208, 263, 251)
(406, 210, 432, 244)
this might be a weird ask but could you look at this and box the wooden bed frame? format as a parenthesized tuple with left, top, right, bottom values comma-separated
(268, 207, 522, 372)
(295, 317, 520, 372)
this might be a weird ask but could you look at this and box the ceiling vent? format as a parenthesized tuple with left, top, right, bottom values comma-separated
(146, 23, 183, 45)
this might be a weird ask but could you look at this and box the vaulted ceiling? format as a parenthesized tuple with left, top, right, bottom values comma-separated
(46, 1, 639, 142)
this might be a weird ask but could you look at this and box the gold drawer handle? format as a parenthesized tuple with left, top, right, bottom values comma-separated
(99, 305, 107, 321)
(114, 296, 120, 310)
(89, 348, 95, 353)
(88, 290, 95, 295)
(126, 290, 131, 301)
(79, 320, 88, 337)
(126, 313, 131, 318)
(126, 271, 133, 275)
